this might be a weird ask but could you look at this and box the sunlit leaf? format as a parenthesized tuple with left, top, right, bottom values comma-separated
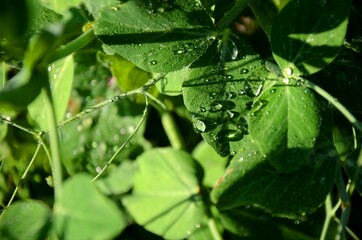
(271, 0, 352, 76)
(28, 55, 74, 130)
(123, 148, 206, 239)
(54, 174, 126, 239)
(94, 0, 216, 72)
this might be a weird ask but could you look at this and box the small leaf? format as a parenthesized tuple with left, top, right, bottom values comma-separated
(155, 68, 188, 96)
(54, 174, 126, 239)
(94, 0, 216, 72)
(0, 200, 52, 240)
(271, 0, 352, 76)
(28, 55, 74, 130)
(123, 148, 206, 239)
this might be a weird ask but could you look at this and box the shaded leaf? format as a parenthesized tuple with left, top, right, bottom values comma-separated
(220, 207, 315, 239)
(54, 174, 126, 239)
(211, 114, 338, 218)
(123, 148, 206, 239)
(271, 0, 352, 76)
(94, 0, 216, 72)
(0, 200, 52, 240)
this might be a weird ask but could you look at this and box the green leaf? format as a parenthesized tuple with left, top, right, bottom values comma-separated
(249, 76, 321, 172)
(211, 122, 338, 218)
(38, 0, 82, 14)
(28, 55, 74, 130)
(183, 40, 268, 156)
(94, 0, 216, 72)
(192, 141, 228, 187)
(96, 160, 135, 195)
(215, 0, 249, 30)
(249, 0, 279, 38)
(54, 174, 126, 239)
(0, 200, 52, 240)
(123, 148, 206, 239)
(82, 0, 119, 18)
(271, 0, 352, 76)
(155, 68, 188, 96)
(220, 207, 315, 239)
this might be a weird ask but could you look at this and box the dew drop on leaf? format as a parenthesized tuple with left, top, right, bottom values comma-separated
(227, 130, 243, 141)
(150, 60, 157, 65)
(240, 69, 249, 74)
(285, 67, 293, 76)
(193, 119, 206, 133)
(209, 101, 223, 112)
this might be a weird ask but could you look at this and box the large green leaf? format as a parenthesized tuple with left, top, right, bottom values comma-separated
(28, 55, 74, 130)
(123, 148, 206, 239)
(211, 133, 338, 218)
(53, 174, 126, 239)
(271, 0, 352, 76)
(0, 200, 52, 240)
(183, 40, 269, 156)
(249, 76, 321, 172)
(94, 0, 216, 73)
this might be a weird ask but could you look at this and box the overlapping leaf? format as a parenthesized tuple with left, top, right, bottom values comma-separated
(183, 40, 268, 156)
(211, 132, 338, 218)
(271, 0, 352, 76)
(123, 148, 206, 239)
(94, 0, 216, 72)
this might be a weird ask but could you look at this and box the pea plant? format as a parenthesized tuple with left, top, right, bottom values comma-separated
(0, 0, 361, 239)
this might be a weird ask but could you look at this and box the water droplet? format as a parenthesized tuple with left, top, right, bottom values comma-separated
(193, 119, 206, 133)
(283, 77, 290, 84)
(240, 69, 249, 74)
(237, 89, 245, 96)
(209, 92, 217, 99)
(195, 223, 201, 229)
(226, 91, 236, 99)
(227, 130, 243, 141)
(150, 60, 157, 65)
(209, 101, 223, 112)
(238, 157, 244, 162)
(285, 67, 293, 76)
(200, 107, 206, 112)
(270, 89, 276, 94)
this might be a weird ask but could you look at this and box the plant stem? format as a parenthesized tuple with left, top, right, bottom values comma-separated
(6, 144, 41, 208)
(0, 115, 39, 136)
(335, 168, 351, 240)
(47, 28, 96, 63)
(320, 194, 333, 240)
(303, 78, 362, 133)
(91, 97, 149, 182)
(44, 89, 63, 201)
(207, 217, 223, 240)
(161, 111, 186, 150)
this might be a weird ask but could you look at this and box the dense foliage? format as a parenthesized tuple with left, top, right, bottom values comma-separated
(0, 0, 361, 239)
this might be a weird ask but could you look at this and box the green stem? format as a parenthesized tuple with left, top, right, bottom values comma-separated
(320, 194, 333, 240)
(6, 144, 41, 208)
(91, 98, 149, 182)
(44, 89, 63, 201)
(336, 168, 351, 240)
(47, 28, 95, 63)
(303, 78, 362, 133)
(207, 217, 223, 240)
(161, 111, 186, 150)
